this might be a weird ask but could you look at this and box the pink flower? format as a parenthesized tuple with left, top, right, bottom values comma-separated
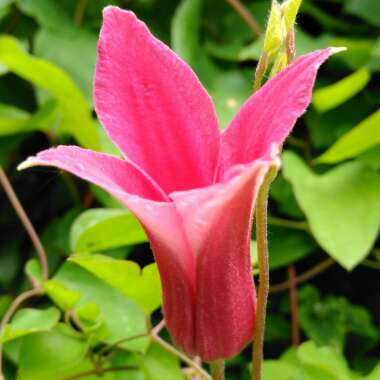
(19, 6, 339, 361)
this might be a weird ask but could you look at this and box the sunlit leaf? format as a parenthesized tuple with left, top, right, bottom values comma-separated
(70, 254, 162, 314)
(316, 108, 380, 164)
(140, 342, 183, 380)
(0, 100, 59, 137)
(0, 307, 60, 344)
(283, 152, 380, 270)
(54, 262, 149, 352)
(313, 67, 370, 113)
(0, 36, 99, 149)
(297, 341, 352, 380)
(43, 280, 81, 310)
(70, 208, 147, 253)
(18, 326, 88, 372)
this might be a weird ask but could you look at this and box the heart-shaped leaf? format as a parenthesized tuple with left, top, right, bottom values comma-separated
(283, 152, 380, 270)
(70, 254, 162, 314)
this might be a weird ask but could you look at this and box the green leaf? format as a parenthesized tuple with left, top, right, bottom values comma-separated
(40, 207, 82, 258)
(15, 0, 73, 31)
(70, 208, 147, 253)
(251, 227, 317, 270)
(366, 362, 380, 380)
(208, 70, 251, 130)
(306, 95, 373, 149)
(262, 360, 305, 380)
(316, 108, 380, 164)
(70, 254, 162, 314)
(329, 37, 375, 70)
(172, 0, 218, 87)
(313, 68, 370, 113)
(298, 285, 377, 351)
(297, 341, 352, 380)
(140, 342, 183, 380)
(18, 326, 88, 372)
(345, 0, 380, 27)
(0, 307, 60, 344)
(54, 262, 149, 352)
(283, 152, 380, 270)
(270, 174, 305, 218)
(35, 28, 97, 104)
(0, 295, 11, 319)
(25, 259, 43, 286)
(43, 280, 81, 310)
(0, 36, 99, 149)
(0, 100, 59, 136)
(171, 0, 251, 128)
(17, 359, 115, 380)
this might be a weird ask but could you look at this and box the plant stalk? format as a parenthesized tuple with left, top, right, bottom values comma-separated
(251, 167, 277, 380)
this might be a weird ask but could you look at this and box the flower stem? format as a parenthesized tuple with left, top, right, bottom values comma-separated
(252, 167, 277, 380)
(0, 165, 48, 280)
(226, 0, 262, 36)
(210, 360, 225, 380)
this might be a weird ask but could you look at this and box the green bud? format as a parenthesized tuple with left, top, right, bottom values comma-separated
(263, 0, 283, 58)
(281, 0, 302, 32)
(270, 51, 288, 77)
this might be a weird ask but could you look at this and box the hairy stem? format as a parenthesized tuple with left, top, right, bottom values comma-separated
(210, 360, 225, 380)
(0, 166, 48, 280)
(252, 167, 277, 380)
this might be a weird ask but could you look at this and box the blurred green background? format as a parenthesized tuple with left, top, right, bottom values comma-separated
(0, 0, 380, 379)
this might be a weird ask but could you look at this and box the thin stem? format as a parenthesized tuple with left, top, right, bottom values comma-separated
(226, 0, 262, 36)
(98, 333, 148, 356)
(270, 258, 335, 294)
(210, 360, 225, 380)
(0, 166, 48, 280)
(288, 266, 300, 346)
(151, 319, 166, 336)
(73, 0, 88, 25)
(252, 167, 277, 380)
(267, 216, 310, 232)
(62, 365, 138, 380)
(151, 334, 211, 380)
(0, 288, 44, 375)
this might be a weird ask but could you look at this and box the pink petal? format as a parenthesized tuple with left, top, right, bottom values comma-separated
(18, 145, 197, 354)
(95, 7, 220, 194)
(170, 159, 275, 361)
(218, 48, 342, 176)
(18, 145, 167, 202)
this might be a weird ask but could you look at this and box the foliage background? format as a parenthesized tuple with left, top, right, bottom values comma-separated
(0, 0, 380, 379)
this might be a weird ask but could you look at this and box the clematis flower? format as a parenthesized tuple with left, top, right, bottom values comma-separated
(19, 6, 339, 362)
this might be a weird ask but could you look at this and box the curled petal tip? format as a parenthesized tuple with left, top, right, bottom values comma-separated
(17, 157, 38, 171)
(329, 46, 347, 54)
